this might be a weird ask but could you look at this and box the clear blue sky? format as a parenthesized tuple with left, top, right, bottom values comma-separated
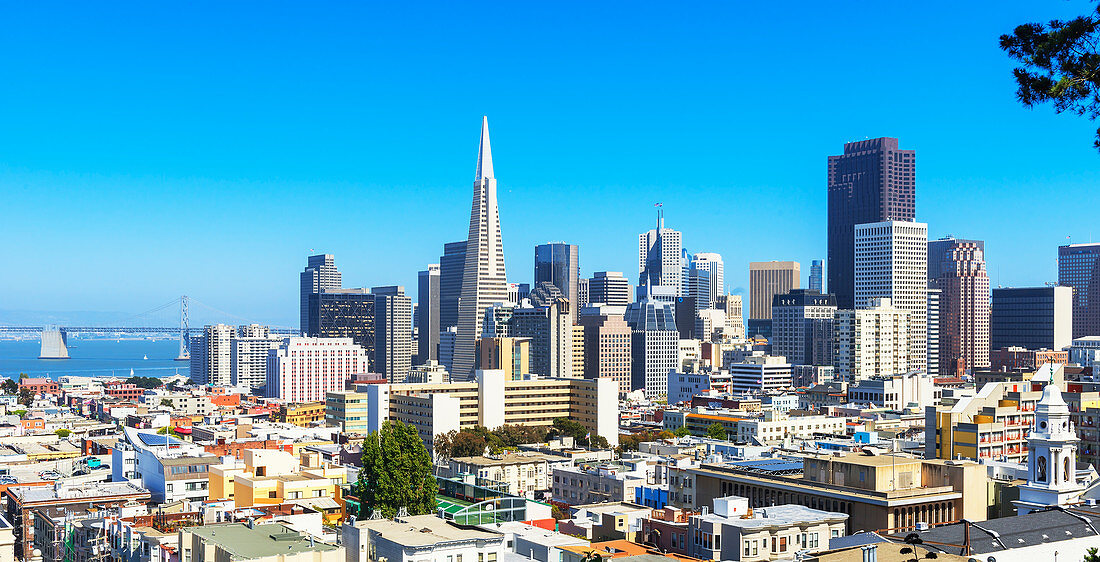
(2, 1, 1098, 327)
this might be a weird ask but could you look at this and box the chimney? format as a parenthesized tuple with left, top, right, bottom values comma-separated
(862, 545, 878, 562)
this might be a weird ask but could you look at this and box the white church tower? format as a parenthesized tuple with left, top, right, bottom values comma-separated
(1014, 384, 1084, 514)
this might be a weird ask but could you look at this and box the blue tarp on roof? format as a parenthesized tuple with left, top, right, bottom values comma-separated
(727, 459, 804, 473)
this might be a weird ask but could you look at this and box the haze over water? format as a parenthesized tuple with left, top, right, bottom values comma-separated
(0, 338, 186, 380)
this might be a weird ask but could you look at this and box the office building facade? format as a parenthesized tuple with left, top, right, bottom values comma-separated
(299, 254, 341, 333)
(771, 290, 837, 366)
(1059, 243, 1100, 338)
(534, 242, 580, 320)
(748, 261, 800, 337)
(416, 265, 440, 364)
(512, 299, 573, 378)
(835, 298, 911, 382)
(928, 237, 990, 374)
(639, 212, 683, 295)
(308, 288, 376, 362)
(439, 241, 467, 330)
(373, 285, 413, 383)
(579, 305, 632, 397)
(809, 259, 823, 293)
(454, 117, 510, 380)
(990, 286, 1074, 351)
(690, 253, 724, 306)
(231, 325, 283, 389)
(265, 337, 369, 403)
(625, 297, 679, 399)
(589, 271, 631, 306)
(855, 221, 928, 373)
(827, 137, 916, 310)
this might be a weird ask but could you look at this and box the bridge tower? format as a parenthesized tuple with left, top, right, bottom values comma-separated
(39, 326, 70, 359)
(175, 295, 191, 361)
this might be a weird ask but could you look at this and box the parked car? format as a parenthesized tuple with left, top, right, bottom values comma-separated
(0, 475, 17, 485)
(39, 470, 62, 481)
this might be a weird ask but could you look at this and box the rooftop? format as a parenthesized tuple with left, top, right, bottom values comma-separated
(352, 514, 502, 546)
(697, 504, 847, 529)
(12, 481, 150, 504)
(187, 522, 337, 560)
(890, 507, 1100, 555)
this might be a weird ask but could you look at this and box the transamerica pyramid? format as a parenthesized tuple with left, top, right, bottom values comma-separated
(452, 116, 509, 380)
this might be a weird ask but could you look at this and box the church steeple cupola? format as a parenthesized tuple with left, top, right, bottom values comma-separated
(1015, 384, 1084, 514)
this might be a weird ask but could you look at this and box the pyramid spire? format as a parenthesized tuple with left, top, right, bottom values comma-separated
(475, 116, 494, 181)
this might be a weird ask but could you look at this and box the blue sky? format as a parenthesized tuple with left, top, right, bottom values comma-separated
(1, 1, 1098, 327)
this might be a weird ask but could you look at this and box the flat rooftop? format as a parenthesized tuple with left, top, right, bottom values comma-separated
(187, 523, 337, 559)
(352, 514, 501, 546)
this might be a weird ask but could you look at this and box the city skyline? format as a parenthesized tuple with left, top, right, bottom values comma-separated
(3, 2, 1100, 325)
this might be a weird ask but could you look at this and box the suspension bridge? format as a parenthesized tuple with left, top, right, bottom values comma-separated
(0, 296, 299, 360)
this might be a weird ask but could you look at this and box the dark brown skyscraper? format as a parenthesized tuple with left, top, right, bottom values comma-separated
(827, 138, 915, 309)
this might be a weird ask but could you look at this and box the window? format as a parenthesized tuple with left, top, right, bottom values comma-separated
(744, 541, 751, 556)
(780, 537, 787, 552)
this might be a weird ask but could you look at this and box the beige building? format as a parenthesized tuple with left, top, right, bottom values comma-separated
(447, 452, 556, 498)
(749, 262, 800, 321)
(835, 298, 911, 383)
(670, 453, 987, 534)
(579, 305, 632, 397)
(478, 337, 531, 380)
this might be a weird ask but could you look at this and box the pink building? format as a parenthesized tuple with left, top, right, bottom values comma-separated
(264, 337, 368, 403)
(929, 238, 990, 374)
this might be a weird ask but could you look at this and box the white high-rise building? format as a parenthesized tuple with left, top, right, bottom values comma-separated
(855, 221, 928, 373)
(638, 212, 683, 296)
(835, 298, 911, 382)
(265, 337, 369, 403)
(690, 253, 724, 306)
(589, 271, 631, 306)
(189, 324, 233, 386)
(454, 117, 509, 380)
(231, 324, 282, 389)
(374, 285, 413, 383)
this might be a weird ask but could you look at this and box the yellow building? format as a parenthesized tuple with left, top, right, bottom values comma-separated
(478, 337, 531, 380)
(325, 390, 370, 434)
(209, 448, 349, 524)
(276, 402, 326, 426)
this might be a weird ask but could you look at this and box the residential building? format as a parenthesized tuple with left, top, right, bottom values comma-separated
(231, 325, 283, 389)
(276, 402, 326, 426)
(343, 514, 503, 562)
(924, 375, 1052, 462)
(552, 458, 654, 505)
(589, 272, 631, 306)
(854, 221, 928, 373)
(1059, 242, 1100, 338)
(417, 264, 440, 364)
(447, 452, 555, 499)
(189, 324, 233, 387)
(324, 390, 370, 435)
(748, 261, 800, 338)
(373, 285, 413, 383)
(847, 372, 934, 410)
(535, 242, 580, 321)
(111, 427, 217, 504)
(208, 448, 347, 523)
(455, 117, 510, 380)
(990, 286, 1074, 351)
(266, 337, 369, 403)
(667, 371, 733, 405)
(729, 356, 792, 394)
(685, 500, 846, 562)
(625, 297, 679, 399)
(181, 522, 340, 562)
(300, 254, 341, 333)
(834, 298, 910, 382)
(771, 290, 836, 366)
(828, 138, 916, 310)
(927, 237, 990, 374)
(327, 370, 619, 450)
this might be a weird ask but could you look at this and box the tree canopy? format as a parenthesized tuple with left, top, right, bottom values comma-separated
(706, 423, 728, 440)
(55, 428, 71, 438)
(619, 429, 675, 452)
(1, 377, 17, 395)
(354, 420, 436, 518)
(1001, 3, 1100, 151)
(126, 376, 163, 389)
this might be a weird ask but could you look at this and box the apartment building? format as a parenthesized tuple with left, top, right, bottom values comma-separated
(447, 452, 556, 499)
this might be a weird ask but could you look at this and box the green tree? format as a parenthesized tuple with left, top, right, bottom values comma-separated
(1084, 547, 1100, 562)
(55, 428, 71, 438)
(673, 426, 691, 437)
(1, 377, 17, 395)
(160, 398, 175, 408)
(18, 388, 33, 406)
(551, 417, 590, 444)
(706, 422, 727, 440)
(126, 376, 163, 389)
(1001, 4, 1100, 151)
(451, 431, 488, 457)
(353, 420, 436, 518)
(12, 409, 27, 418)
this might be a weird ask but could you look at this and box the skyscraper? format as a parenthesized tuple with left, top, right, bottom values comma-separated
(809, 260, 823, 293)
(534, 242, 580, 320)
(439, 241, 467, 330)
(589, 272, 631, 306)
(308, 288, 375, 359)
(454, 117, 509, 380)
(624, 297, 678, 399)
(512, 298, 573, 378)
(748, 261, 800, 338)
(835, 298, 911, 382)
(579, 305, 632, 398)
(854, 221, 928, 372)
(300, 254, 341, 333)
(771, 289, 836, 366)
(990, 286, 1074, 351)
(417, 265, 440, 364)
(638, 211, 683, 295)
(927, 237, 990, 374)
(1059, 243, 1100, 338)
(373, 285, 413, 383)
(690, 252, 724, 306)
(828, 138, 916, 309)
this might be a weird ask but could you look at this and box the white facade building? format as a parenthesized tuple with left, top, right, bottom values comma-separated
(639, 219, 684, 295)
(231, 325, 283, 389)
(855, 221, 928, 373)
(846, 372, 934, 410)
(265, 337, 369, 403)
(691, 253, 725, 307)
(729, 355, 792, 394)
(1015, 385, 1085, 514)
(835, 298, 911, 383)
